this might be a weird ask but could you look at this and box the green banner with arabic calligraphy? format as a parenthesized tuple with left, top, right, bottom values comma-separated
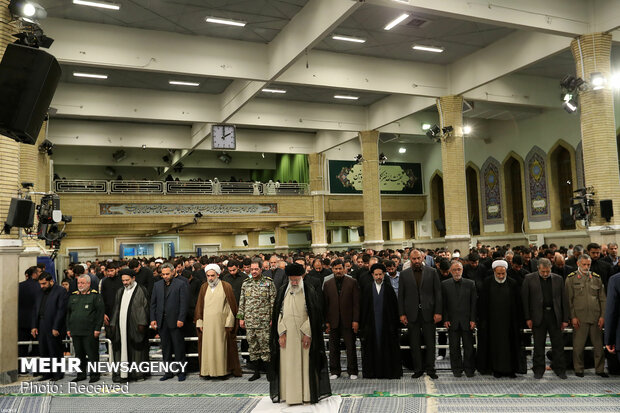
(328, 160, 423, 194)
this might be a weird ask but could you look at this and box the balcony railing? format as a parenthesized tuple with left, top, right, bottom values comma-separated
(54, 180, 308, 196)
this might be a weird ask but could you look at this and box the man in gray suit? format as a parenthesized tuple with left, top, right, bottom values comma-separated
(399, 249, 442, 379)
(522, 258, 570, 379)
(442, 261, 477, 377)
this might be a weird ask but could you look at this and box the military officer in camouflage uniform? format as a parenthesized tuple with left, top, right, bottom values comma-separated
(66, 275, 105, 383)
(565, 254, 607, 377)
(238, 258, 276, 381)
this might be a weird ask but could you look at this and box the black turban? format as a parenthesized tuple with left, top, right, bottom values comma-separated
(285, 263, 305, 276)
(118, 268, 135, 277)
(369, 263, 387, 274)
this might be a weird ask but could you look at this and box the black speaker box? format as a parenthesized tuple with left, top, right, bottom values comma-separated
(600, 200, 613, 221)
(243, 240, 248, 246)
(306, 232, 312, 241)
(6, 198, 35, 228)
(357, 226, 365, 237)
(269, 236, 276, 244)
(0, 44, 61, 144)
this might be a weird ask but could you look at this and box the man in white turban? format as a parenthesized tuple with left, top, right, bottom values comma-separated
(477, 259, 525, 377)
(194, 263, 241, 379)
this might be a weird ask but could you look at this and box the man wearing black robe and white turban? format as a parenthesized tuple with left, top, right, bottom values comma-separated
(477, 260, 526, 377)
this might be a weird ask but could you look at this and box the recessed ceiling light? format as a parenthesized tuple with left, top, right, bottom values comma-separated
(261, 88, 287, 94)
(413, 45, 444, 53)
(399, 147, 407, 153)
(332, 35, 366, 43)
(73, 72, 108, 79)
(169, 80, 200, 87)
(334, 95, 359, 100)
(206, 17, 246, 27)
(72, 0, 120, 10)
(392, 0, 409, 3)
(421, 123, 431, 130)
(384, 13, 409, 30)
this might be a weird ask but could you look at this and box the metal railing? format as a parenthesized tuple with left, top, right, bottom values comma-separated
(54, 180, 108, 194)
(54, 180, 308, 196)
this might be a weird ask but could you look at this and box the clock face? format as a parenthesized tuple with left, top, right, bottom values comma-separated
(211, 124, 236, 149)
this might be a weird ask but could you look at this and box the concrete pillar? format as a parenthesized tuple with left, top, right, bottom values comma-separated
(359, 131, 384, 251)
(570, 33, 620, 244)
(274, 226, 289, 254)
(247, 231, 260, 250)
(437, 96, 471, 253)
(309, 153, 328, 253)
(0, 243, 24, 384)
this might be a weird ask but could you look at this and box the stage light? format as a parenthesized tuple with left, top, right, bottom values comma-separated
(379, 153, 388, 164)
(354, 154, 364, 164)
(9, 0, 47, 20)
(562, 99, 578, 113)
(426, 124, 441, 140)
(421, 123, 431, 131)
(590, 72, 606, 90)
(463, 125, 472, 135)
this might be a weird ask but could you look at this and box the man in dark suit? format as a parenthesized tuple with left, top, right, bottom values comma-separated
(264, 254, 287, 291)
(31, 272, 68, 381)
(19, 266, 40, 359)
(150, 262, 189, 381)
(442, 261, 477, 377)
(398, 249, 442, 379)
(587, 243, 613, 290)
(602, 242, 619, 275)
(323, 259, 360, 379)
(522, 258, 570, 379)
(605, 273, 620, 363)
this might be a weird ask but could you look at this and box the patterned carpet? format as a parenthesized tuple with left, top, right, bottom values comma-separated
(1, 370, 618, 413)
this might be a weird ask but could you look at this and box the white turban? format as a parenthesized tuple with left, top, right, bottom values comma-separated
(491, 260, 508, 270)
(205, 263, 221, 275)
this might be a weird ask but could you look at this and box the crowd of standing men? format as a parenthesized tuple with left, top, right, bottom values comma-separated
(17, 240, 620, 397)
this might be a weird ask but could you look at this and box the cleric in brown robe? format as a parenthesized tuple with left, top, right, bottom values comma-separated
(477, 260, 526, 377)
(194, 264, 241, 379)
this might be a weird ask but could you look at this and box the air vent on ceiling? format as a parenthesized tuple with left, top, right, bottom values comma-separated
(406, 17, 429, 28)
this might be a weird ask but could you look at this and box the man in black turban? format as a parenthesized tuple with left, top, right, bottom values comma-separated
(359, 263, 402, 378)
(269, 263, 331, 404)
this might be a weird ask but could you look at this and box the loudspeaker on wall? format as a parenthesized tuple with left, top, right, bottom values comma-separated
(0, 44, 61, 144)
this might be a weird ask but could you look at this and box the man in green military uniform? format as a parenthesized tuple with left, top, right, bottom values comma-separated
(67, 275, 105, 383)
(565, 254, 607, 377)
(238, 258, 276, 381)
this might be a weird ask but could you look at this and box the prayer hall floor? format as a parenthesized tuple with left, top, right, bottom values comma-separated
(1, 366, 619, 413)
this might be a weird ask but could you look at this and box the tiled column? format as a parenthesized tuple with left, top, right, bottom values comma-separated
(437, 96, 471, 253)
(274, 226, 289, 254)
(571, 33, 620, 244)
(309, 153, 328, 253)
(359, 131, 384, 251)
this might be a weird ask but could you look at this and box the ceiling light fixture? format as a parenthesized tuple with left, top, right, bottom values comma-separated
(206, 17, 246, 27)
(9, 0, 47, 20)
(334, 95, 359, 100)
(332, 35, 366, 43)
(261, 88, 286, 94)
(562, 99, 578, 114)
(398, 147, 406, 153)
(73, 72, 108, 79)
(463, 125, 472, 135)
(412, 44, 444, 53)
(72, 0, 120, 10)
(421, 123, 431, 131)
(384, 13, 409, 30)
(169, 80, 200, 87)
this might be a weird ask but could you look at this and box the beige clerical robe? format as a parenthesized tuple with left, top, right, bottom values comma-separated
(196, 282, 234, 377)
(277, 287, 312, 404)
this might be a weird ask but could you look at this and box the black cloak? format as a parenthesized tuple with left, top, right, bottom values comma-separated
(476, 276, 526, 375)
(359, 278, 402, 379)
(268, 280, 331, 404)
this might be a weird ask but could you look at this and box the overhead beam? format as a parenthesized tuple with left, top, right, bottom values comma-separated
(591, 0, 620, 33)
(449, 31, 570, 95)
(367, 95, 436, 130)
(51, 83, 367, 132)
(462, 74, 561, 109)
(219, 0, 361, 121)
(43, 18, 269, 80)
(366, 0, 590, 36)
